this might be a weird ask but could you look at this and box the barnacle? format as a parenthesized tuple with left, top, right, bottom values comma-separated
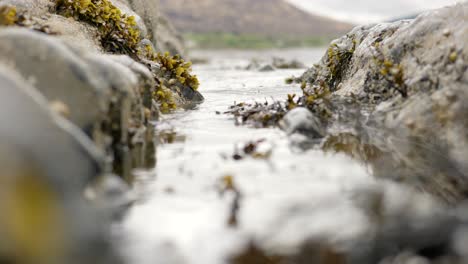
(55, 0, 141, 54)
(0, 5, 18, 26)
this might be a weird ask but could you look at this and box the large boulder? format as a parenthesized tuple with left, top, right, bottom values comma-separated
(0, 64, 122, 264)
(295, 3, 468, 203)
(0, 28, 110, 134)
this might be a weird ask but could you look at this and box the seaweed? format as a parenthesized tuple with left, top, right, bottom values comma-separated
(55, 0, 200, 113)
(286, 94, 298, 110)
(56, 0, 141, 54)
(0, 5, 17, 26)
(225, 101, 287, 128)
(153, 84, 177, 113)
(151, 51, 200, 90)
(325, 39, 356, 89)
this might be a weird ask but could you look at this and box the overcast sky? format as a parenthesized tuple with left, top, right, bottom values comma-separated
(285, 0, 465, 24)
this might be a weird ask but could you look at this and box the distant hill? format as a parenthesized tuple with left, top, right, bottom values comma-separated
(159, 0, 354, 38)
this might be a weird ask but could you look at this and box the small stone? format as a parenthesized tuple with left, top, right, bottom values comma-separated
(279, 107, 325, 138)
(50, 100, 70, 118)
(168, 78, 177, 85)
(258, 64, 275, 72)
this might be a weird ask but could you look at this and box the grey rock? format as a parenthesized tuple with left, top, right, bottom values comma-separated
(297, 3, 468, 202)
(0, 63, 104, 189)
(0, 28, 109, 133)
(108, 54, 156, 111)
(83, 53, 138, 143)
(0, 64, 122, 264)
(154, 13, 186, 55)
(279, 107, 325, 138)
(258, 64, 275, 72)
(0, 0, 53, 15)
(125, 0, 186, 55)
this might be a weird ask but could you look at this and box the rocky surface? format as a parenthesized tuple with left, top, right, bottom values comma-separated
(215, 4, 468, 263)
(0, 0, 200, 262)
(287, 2, 468, 204)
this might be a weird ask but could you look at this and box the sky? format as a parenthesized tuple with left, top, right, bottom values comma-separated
(285, 0, 466, 24)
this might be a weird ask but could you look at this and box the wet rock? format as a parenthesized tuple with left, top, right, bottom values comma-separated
(258, 64, 275, 72)
(279, 107, 325, 138)
(294, 3, 468, 202)
(0, 64, 121, 264)
(272, 57, 305, 69)
(0, 28, 109, 133)
(108, 54, 156, 109)
(0, 64, 104, 189)
(245, 60, 275, 72)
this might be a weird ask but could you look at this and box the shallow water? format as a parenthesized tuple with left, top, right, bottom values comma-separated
(121, 49, 441, 264)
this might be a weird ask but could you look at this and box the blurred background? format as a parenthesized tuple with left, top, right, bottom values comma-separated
(160, 0, 464, 50)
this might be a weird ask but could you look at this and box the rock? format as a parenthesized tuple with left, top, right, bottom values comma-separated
(0, 28, 109, 134)
(279, 107, 325, 138)
(108, 55, 160, 121)
(83, 53, 161, 178)
(154, 14, 186, 55)
(258, 64, 275, 72)
(0, 64, 122, 263)
(295, 3, 468, 202)
(0, 0, 52, 15)
(0, 64, 104, 189)
(124, 0, 186, 55)
(245, 60, 276, 72)
(44, 14, 104, 53)
(272, 57, 305, 69)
